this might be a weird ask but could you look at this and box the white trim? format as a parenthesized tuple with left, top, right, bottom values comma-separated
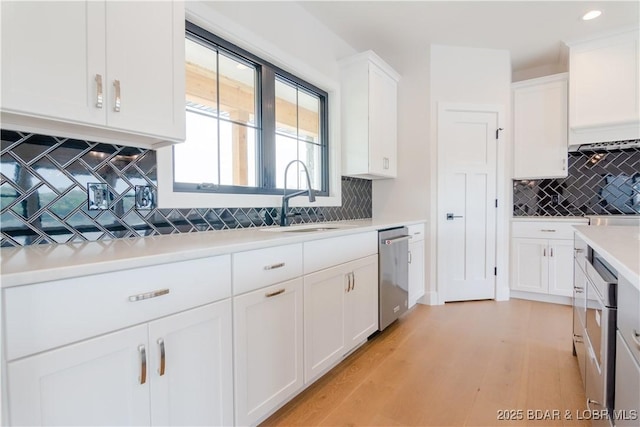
(157, 3, 342, 209)
(510, 290, 572, 306)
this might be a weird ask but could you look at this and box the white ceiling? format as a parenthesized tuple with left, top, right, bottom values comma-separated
(298, 1, 640, 73)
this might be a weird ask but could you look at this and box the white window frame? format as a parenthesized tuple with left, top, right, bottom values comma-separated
(157, 4, 342, 209)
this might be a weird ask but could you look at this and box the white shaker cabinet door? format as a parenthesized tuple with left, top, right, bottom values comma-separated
(547, 239, 575, 297)
(511, 238, 548, 293)
(408, 239, 425, 308)
(233, 278, 304, 426)
(148, 301, 233, 427)
(303, 264, 348, 384)
(7, 324, 150, 426)
(368, 63, 398, 177)
(104, 0, 185, 140)
(345, 255, 379, 352)
(1, 0, 106, 125)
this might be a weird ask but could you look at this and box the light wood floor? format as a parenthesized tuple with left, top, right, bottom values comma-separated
(262, 299, 589, 427)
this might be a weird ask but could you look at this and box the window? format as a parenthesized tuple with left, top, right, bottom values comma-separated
(174, 23, 328, 196)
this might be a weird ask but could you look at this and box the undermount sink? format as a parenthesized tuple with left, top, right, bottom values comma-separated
(260, 224, 348, 233)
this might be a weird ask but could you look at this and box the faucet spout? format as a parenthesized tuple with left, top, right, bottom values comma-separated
(281, 160, 316, 226)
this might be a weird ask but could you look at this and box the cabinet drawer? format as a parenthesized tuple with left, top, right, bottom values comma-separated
(618, 275, 640, 364)
(407, 223, 425, 242)
(3, 255, 231, 361)
(232, 244, 303, 295)
(511, 221, 585, 239)
(304, 231, 377, 274)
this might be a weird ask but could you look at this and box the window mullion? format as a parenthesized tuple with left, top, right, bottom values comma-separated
(261, 67, 276, 190)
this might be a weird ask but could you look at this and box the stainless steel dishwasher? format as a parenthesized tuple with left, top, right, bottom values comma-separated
(378, 227, 410, 331)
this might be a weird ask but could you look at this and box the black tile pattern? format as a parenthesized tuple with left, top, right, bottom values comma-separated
(513, 143, 640, 216)
(1, 130, 372, 247)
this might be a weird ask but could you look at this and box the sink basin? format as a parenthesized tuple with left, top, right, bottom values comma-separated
(260, 224, 348, 233)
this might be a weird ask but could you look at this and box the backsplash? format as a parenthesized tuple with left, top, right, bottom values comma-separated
(0, 130, 372, 247)
(513, 143, 640, 216)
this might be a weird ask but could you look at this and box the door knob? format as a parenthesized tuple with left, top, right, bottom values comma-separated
(446, 213, 463, 220)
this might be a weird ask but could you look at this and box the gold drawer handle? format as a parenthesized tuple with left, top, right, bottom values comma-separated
(265, 289, 285, 298)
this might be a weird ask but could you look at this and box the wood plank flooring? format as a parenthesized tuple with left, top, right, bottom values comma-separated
(262, 299, 589, 427)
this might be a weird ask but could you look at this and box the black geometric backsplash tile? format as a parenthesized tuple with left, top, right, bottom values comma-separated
(514, 143, 640, 216)
(1, 130, 372, 247)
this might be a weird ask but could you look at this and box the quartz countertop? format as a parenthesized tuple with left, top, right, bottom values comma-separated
(573, 225, 640, 290)
(0, 218, 426, 288)
(512, 217, 589, 223)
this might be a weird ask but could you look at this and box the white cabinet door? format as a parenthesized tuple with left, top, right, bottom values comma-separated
(408, 239, 425, 308)
(0, 0, 185, 146)
(511, 238, 547, 293)
(7, 324, 150, 426)
(340, 51, 399, 179)
(303, 264, 347, 384)
(568, 28, 640, 144)
(547, 240, 575, 297)
(104, 0, 184, 140)
(512, 74, 568, 179)
(1, 1, 105, 125)
(345, 255, 379, 352)
(368, 62, 397, 177)
(233, 278, 304, 426)
(149, 301, 233, 427)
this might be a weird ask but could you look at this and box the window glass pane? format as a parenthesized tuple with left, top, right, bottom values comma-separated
(185, 38, 218, 115)
(275, 79, 298, 138)
(218, 53, 256, 125)
(298, 89, 320, 144)
(219, 121, 258, 187)
(174, 110, 218, 185)
(275, 134, 300, 189)
(300, 141, 322, 190)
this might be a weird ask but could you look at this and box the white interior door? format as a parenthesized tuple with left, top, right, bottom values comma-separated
(437, 104, 500, 302)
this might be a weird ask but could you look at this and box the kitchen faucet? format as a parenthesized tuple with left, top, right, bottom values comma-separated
(280, 160, 316, 226)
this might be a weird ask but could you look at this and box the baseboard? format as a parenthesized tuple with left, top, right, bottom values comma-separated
(495, 286, 511, 301)
(510, 290, 572, 306)
(421, 291, 442, 305)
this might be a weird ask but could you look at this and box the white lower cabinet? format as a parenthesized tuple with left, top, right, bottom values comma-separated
(511, 238, 574, 297)
(407, 223, 426, 308)
(510, 220, 586, 298)
(6, 301, 233, 426)
(233, 278, 304, 427)
(304, 255, 378, 384)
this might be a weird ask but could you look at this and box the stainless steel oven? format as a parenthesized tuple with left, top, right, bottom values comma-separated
(583, 247, 618, 426)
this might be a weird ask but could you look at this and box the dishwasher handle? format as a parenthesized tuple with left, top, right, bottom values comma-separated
(382, 235, 412, 245)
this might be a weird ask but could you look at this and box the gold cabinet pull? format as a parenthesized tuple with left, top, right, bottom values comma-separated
(158, 338, 166, 376)
(265, 288, 285, 298)
(95, 74, 103, 108)
(113, 79, 121, 112)
(138, 345, 147, 385)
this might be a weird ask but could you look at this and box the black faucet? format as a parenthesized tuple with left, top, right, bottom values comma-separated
(280, 160, 316, 226)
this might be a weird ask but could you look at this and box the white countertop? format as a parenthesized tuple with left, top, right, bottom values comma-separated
(512, 216, 589, 223)
(574, 225, 640, 289)
(0, 218, 426, 288)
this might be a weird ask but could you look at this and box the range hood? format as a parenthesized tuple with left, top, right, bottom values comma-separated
(569, 139, 640, 152)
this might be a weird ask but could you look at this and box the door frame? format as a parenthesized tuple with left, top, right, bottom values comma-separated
(434, 102, 510, 304)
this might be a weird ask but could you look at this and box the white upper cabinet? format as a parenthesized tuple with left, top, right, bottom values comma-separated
(0, 0, 185, 148)
(341, 51, 400, 179)
(567, 27, 640, 145)
(512, 73, 568, 179)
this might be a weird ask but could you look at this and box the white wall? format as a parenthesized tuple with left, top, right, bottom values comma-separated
(373, 44, 512, 305)
(192, 1, 356, 83)
(429, 44, 512, 303)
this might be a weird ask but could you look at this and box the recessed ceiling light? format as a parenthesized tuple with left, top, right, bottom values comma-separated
(582, 10, 602, 21)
